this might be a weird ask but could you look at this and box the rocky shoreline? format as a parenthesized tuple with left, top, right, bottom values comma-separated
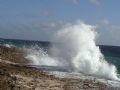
(0, 45, 120, 90)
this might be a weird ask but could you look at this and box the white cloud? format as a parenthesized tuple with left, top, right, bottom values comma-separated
(90, 0, 101, 6)
(99, 19, 110, 25)
(65, 0, 101, 5)
(97, 19, 120, 46)
(72, 0, 80, 4)
(65, 0, 80, 5)
(32, 21, 65, 31)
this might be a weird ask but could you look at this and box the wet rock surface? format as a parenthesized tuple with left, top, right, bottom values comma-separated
(0, 45, 120, 90)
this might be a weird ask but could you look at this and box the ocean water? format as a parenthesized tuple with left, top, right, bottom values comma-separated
(1, 38, 120, 76)
(0, 22, 120, 81)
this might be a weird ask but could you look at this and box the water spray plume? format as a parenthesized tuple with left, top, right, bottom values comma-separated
(26, 21, 119, 80)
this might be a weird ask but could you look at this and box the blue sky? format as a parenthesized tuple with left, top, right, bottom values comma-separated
(0, 0, 120, 45)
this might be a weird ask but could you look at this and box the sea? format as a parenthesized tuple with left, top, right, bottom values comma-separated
(0, 38, 120, 74)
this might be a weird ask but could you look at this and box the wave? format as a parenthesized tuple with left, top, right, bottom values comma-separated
(25, 45, 58, 66)
(25, 21, 119, 80)
(2, 44, 16, 48)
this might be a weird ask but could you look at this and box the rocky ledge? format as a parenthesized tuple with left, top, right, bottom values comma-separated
(0, 45, 120, 90)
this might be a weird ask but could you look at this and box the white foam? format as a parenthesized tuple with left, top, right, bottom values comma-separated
(3, 44, 15, 48)
(48, 71, 120, 88)
(25, 46, 58, 66)
(25, 21, 119, 80)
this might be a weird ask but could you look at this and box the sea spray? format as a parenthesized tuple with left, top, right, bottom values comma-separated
(25, 21, 119, 80)
(25, 45, 58, 66)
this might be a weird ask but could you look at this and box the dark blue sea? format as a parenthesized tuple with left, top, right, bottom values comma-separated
(0, 38, 120, 74)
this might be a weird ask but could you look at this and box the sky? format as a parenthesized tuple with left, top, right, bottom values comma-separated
(0, 0, 120, 46)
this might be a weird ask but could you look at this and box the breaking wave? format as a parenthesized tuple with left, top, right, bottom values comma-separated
(25, 21, 119, 80)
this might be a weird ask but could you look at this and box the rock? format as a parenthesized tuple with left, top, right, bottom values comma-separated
(0, 45, 119, 90)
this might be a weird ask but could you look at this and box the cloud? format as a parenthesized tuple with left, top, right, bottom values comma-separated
(1, 19, 120, 46)
(0, 21, 63, 41)
(65, 0, 80, 5)
(90, 0, 101, 6)
(99, 19, 110, 25)
(31, 21, 65, 31)
(96, 19, 120, 46)
(72, 0, 80, 4)
(66, 0, 101, 6)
